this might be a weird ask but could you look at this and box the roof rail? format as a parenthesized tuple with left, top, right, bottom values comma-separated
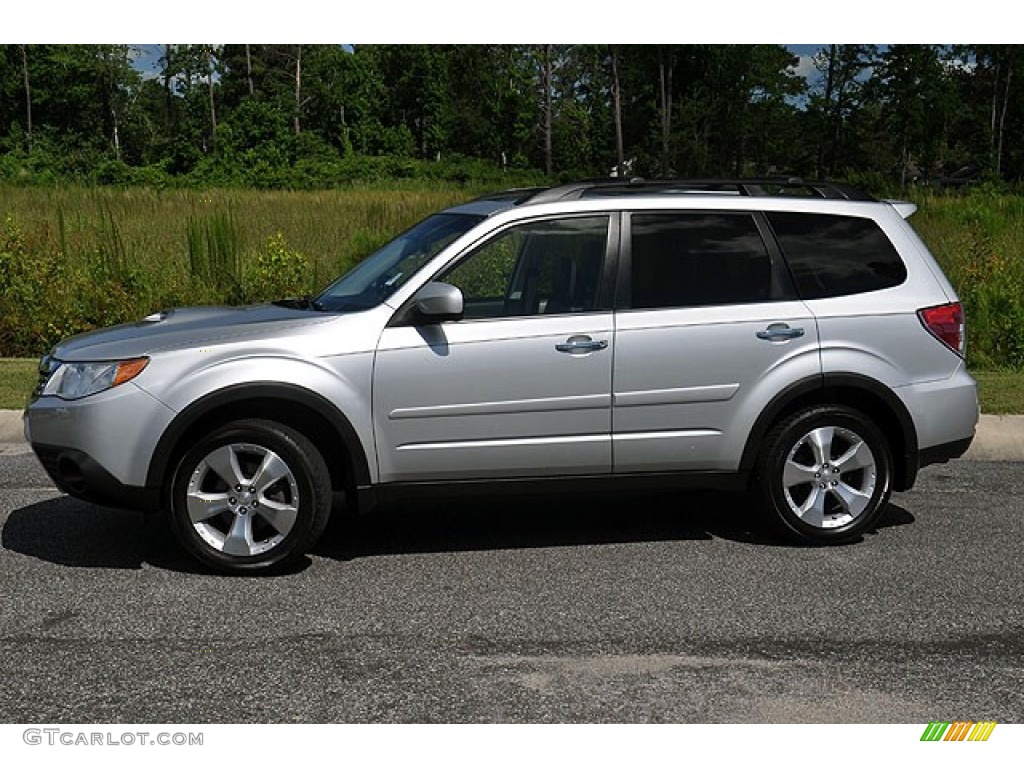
(525, 177, 876, 204)
(467, 187, 549, 205)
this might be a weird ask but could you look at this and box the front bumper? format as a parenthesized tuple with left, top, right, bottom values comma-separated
(24, 382, 176, 512)
(32, 443, 160, 512)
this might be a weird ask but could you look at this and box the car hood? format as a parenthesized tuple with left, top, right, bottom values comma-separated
(51, 304, 335, 361)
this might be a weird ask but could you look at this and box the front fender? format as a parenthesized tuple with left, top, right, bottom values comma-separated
(140, 353, 375, 490)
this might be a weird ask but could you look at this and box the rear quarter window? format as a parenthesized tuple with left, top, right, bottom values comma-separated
(767, 212, 907, 299)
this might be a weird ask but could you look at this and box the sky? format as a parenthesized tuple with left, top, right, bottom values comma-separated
(128, 44, 828, 91)
(3, 1, 1008, 45)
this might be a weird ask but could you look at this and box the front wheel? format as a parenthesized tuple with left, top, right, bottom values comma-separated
(169, 419, 332, 574)
(755, 405, 893, 544)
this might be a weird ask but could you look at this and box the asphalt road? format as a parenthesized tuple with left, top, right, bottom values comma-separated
(1, 450, 1021, 724)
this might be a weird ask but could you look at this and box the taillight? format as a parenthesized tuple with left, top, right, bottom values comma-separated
(918, 302, 965, 357)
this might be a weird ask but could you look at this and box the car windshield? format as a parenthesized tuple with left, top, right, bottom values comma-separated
(316, 213, 484, 312)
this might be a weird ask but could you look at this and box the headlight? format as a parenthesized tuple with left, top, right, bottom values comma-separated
(40, 358, 150, 400)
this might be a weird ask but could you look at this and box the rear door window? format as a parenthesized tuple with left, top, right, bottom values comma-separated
(628, 212, 785, 309)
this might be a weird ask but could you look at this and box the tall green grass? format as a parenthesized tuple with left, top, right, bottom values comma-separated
(0, 184, 481, 356)
(3, 185, 1024, 369)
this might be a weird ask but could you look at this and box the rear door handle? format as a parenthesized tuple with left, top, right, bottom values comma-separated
(556, 336, 608, 354)
(756, 324, 805, 341)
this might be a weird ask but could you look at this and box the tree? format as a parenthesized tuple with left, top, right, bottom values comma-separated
(870, 45, 956, 183)
(809, 44, 877, 176)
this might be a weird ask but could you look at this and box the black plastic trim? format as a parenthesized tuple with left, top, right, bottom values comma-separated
(145, 382, 371, 491)
(33, 444, 160, 512)
(359, 469, 749, 510)
(752, 211, 799, 301)
(822, 372, 919, 456)
(614, 210, 632, 310)
(917, 436, 974, 469)
(597, 211, 621, 311)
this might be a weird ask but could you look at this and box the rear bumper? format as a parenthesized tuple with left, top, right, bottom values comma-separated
(918, 435, 974, 468)
(893, 364, 978, 489)
(900, 434, 974, 491)
(32, 444, 160, 513)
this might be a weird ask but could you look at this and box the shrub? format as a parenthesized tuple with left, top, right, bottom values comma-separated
(242, 233, 312, 303)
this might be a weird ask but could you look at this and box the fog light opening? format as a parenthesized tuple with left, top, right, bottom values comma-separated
(57, 455, 88, 494)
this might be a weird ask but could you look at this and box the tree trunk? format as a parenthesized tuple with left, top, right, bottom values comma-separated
(162, 44, 175, 139)
(20, 45, 32, 153)
(104, 47, 122, 161)
(542, 44, 553, 176)
(245, 44, 254, 96)
(996, 60, 1012, 176)
(207, 46, 217, 144)
(990, 58, 1000, 161)
(817, 44, 837, 177)
(206, 47, 217, 143)
(900, 140, 908, 188)
(610, 46, 624, 171)
(111, 103, 121, 161)
(658, 46, 674, 172)
(294, 45, 303, 136)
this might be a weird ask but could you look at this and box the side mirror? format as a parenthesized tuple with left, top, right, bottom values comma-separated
(412, 282, 464, 322)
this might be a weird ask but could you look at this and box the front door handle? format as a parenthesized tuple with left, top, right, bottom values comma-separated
(756, 324, 805, 341)
(555, 336, 609, 354)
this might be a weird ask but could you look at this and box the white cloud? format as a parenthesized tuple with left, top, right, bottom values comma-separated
(792, 54, 822, 89)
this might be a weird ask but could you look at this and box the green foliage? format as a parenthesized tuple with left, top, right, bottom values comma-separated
(242, 233, 311, 302)
(0, 213, 140, 356)
(910, 190, 1024, 369)
(0, 184, 480, 356)
(3, 43, 1024, 186)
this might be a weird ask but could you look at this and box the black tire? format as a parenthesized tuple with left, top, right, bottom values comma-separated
(754, 405, 892, 544)
(169, 419, 332, 574)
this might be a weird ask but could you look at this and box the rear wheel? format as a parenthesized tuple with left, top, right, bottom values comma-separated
(755, 405, 892, 544)
(169, 419, 331, 573)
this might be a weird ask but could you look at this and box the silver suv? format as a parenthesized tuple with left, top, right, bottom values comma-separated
(24, 179, 979, 573)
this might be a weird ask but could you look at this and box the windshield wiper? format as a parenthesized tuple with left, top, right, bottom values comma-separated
(272, 295, 325, 311)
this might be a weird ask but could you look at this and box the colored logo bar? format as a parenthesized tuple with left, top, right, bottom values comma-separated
(921, 721, 997, 741)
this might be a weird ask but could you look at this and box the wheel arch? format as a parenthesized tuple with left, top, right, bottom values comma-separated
(739, 373, 919, 491)
(146, 382, 371, 500)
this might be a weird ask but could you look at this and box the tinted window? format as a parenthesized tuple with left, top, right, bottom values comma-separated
(630, 213, 774, 309)
(441, 216, 608, 319)
(767, 212, 907, 299)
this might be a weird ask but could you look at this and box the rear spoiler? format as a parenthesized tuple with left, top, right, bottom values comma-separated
(884, 200, 918, 219)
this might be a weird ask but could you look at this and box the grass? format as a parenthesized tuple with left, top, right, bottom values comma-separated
(0, 356, 1021, 413)
(972, 371, 1024, 415)
(2, 184, 482, 278)
(0, 358, 35, 410)
(0, 184, 487, 358)
(3, 187, 1024, 361)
